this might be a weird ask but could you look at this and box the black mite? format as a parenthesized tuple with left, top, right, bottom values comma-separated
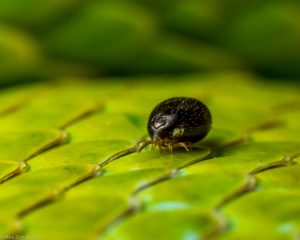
(147, 97, 212, 152)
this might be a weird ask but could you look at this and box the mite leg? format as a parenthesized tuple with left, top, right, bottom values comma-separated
(175, 142, 192, 151)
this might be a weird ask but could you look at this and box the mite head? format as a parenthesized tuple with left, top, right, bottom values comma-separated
(147, 113, 176, 142)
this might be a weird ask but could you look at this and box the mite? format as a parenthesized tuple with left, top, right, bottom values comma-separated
(147, 97, 212, 151)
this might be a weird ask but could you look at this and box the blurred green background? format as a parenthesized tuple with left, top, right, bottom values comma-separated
(0, 0, 300, 86)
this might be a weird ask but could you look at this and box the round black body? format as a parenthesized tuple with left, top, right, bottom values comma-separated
(147, 97, 212, 145)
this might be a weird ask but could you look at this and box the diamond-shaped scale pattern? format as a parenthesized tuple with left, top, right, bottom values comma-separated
(0, 73, 299, 240)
